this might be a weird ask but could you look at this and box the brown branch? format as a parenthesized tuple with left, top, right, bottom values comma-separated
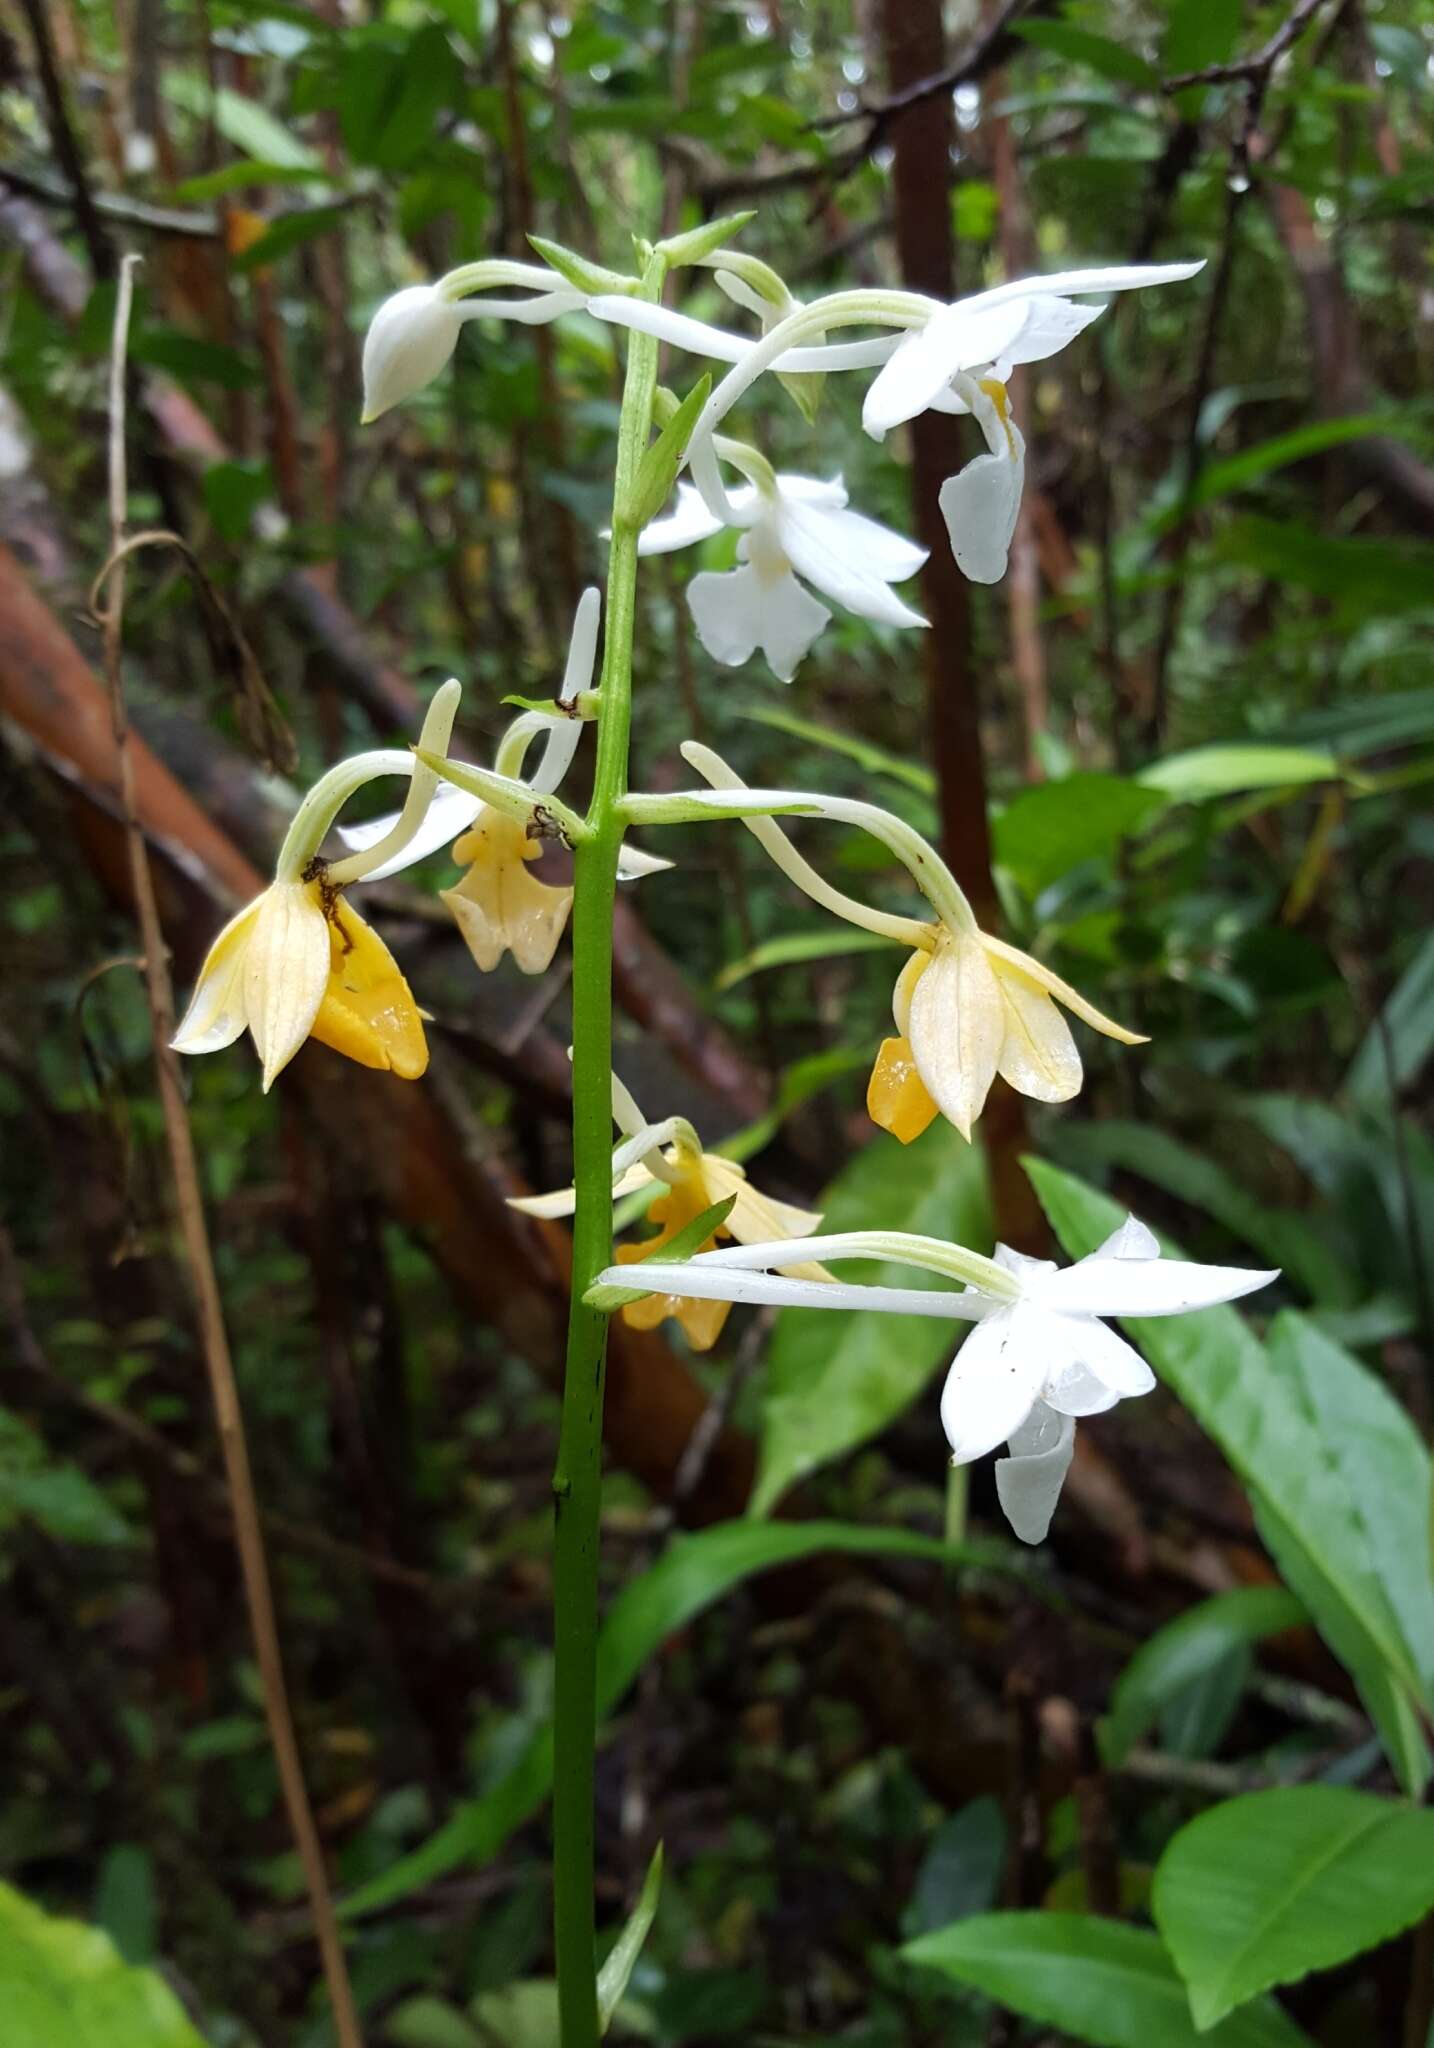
(14, 0, 114, 277)
(97, 255, 365, 2048)
(0, 163, 220, 239)
(1162, 0, 1332, 95)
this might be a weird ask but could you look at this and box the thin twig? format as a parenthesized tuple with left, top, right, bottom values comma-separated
(0, 164, 220, 239)
(1162, 0, 1331, 94)
(99, 254, 365, 2048)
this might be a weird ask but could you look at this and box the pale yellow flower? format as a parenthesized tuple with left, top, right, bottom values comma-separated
(441, 811, 574, 975)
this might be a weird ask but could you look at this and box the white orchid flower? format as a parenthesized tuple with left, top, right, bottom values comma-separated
(338, 589, 670, 974)
(590, 1215, 1277, 1541)
(671, 745, 1144, 1143)
(639, 471, 926, 683)
(173, 683, 464, 1090)
(513, 1077, 829, 1351)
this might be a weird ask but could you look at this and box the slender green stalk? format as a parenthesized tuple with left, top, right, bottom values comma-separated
(551, 243, 667, 2048)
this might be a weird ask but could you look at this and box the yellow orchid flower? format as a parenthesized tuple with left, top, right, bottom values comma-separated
(173, 682, 463, 1092)
(441, 810, 574, 974)
(511, 1083, 827, 1351)
(669, 743, 1146, 1146)
(868, 930, 1145, 1145)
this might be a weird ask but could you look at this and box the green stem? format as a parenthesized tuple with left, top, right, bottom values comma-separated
(551, 243, 666, 2048)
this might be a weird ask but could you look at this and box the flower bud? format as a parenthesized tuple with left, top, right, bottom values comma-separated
(360, 285, 463, 423)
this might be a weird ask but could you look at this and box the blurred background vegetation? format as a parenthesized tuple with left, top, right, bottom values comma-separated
(1, 0, 1432, 2041)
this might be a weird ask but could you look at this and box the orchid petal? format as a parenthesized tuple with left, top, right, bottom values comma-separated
(1045, 1252, 1281, 1319)
(907, 932, 1004, 1140)
(1052, 1309, 1156, 1398)
(559, 585, 602, 703)
(994, 962, 1083, 1103)
(938, 418, 1025, 585)
(616, 843, 674, 881)
(999, 295, 1106, 367)
(863, 300, 1030, 438)
(243, 881, 331, 1091)
(979, 934, 1147, 1045)
(339, 782, 482, 881)
(1092, 1216, 1161, 1262)
(777, 499, 928, 629)
(510, 1160, 656, 1220)
(638, 482, 726, 556)
(994, 1402, 1076, 1545)
(171, 897, 264, 1054)
(308, 897, 427, 1080)
(687, 563, 831, 683)
(940, 1305, 1044, 1464)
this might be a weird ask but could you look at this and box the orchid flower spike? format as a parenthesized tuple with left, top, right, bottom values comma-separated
(640, 462, 926, 684)
(360, 259, 586, 421)
(338, 589, 669, 975)
(677, 745, 1145, 1143)
(512, 1076, 829, 1351)
(591, 1214, 1278, 1542)
(173, 683, 465, 1090)
(862, 262, 1204, 584)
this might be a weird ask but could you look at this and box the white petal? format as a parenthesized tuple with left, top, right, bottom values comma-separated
(994, 1402, 1076, 1545)
(1046, 1253, 1281, 1319)
(1051, 1310, 1156, 1398)
(637, 482, 726, 556)
(771, 473, 849, 509)
(1092, 1215, 1161, 1262)
(687, 563, 831, 683)
(243, 882, 331, 1090)
(940, 1305, 1044, 1463)
(907, 934, 1004, 1141)
(962, 262, 1204, 316)
(558, 585, 602, 702)
(361, 286, 463, 422)
(339, 783, 482, 881)
(509, 1160, 656, 1219)
(777, 499, 928, 628)
(171, 898, 263, 1054)
(1000, 295, 1106, 368)
(938, 419, 1026, 586)
(862, 300, 1031, 438)
(992, 1242, 1057, 1287)
(583, 295, 903, 372)
(527, 717, 583, 797)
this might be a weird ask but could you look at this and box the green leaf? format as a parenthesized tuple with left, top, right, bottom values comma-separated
(1026, 1158, 1430, 1794)
(1139, 745, 1342, 801)
(94, 1845, 157, 1965)
(713, 927, 894, 992)
(174, 159, 338, 200)
(130, 330, 262, 391)
(737, 703, 938, 798)
(1102, 1587, 1305, 1765)
(1343, 928, 1434, 1108)
(1147, 416, 1408, 532)
(597, 1843, 662, 2033)
(903, 1913, 1312, 2048)
(385, 1996, 483, 2048)
(1011, 20, 1160, 89)
(201, 458, 272, 541)
(342, 1518, 1000, 1918)
(0, 1881, 208, 2047)
(993, 773, 1165, 893)
(230, 202, 349, 271)
(1163, 0, 1243, 111)
(901, 1797, 1006, 1939)
(1153, 1788, 1434, 2029)
(164, 74, 320, 169)
(627, 373, 713, 530)
(1216, 518, 1434, 615)
(338, 25, 463, 169)
(1265, 1312, 1434, 1703)
(0, 1410, 128, 1546)
(752, 1121, 991, 1516)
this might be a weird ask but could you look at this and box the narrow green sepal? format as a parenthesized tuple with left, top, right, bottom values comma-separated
(597, 1842, 664, 2034)
(501, 691, 561, 714)
(658, 210, 757, 267)
(527, 234, 634, 297)
(623, 372, 713, 530)
(583, 1195, 737, 1313)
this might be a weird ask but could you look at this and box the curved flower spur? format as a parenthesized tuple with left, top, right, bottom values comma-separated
(339, 588, 670, 975)
(623, 745, 1145, 1145)
(512, 1075, 830, 1351)
(588, 1218, 1278, 1543)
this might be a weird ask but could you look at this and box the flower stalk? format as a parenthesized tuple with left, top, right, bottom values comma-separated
(550, 242, 668, 2048)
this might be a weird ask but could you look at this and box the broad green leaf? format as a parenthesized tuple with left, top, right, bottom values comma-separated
(130, 330, 262, 391)
(752, 1121, 991, 1516)
(94, 1845, 157, 1965)
(1343, 927, 1434, 1107)
(901, 1797, 1006, 1939)
(713, 927, 893, 991)
(0, 1881, 208, 2047)
(338, 25, 463, 169)
(174, 159, 338, 200)
(163, 75, 319, 168)
(1026, 1158, 1430, 1793)
(1051, 1121, 1344, 1305)
(737, 703, 938, 798)
(1102, 1587, 1305, 1765)
(202, 459, 272, 541)
(0, 1411, 128, 1546)
(1216, 518, 1434, 615)
(1153, 1788, 1434, 2029)
(1011, 21, 1160, 89)
(1266, 1312, 1434, 1702)
(1148, 416, 1407, 532)
(992, 773, 1165, 894)
(903, 1913, 1311, 2048)
(231, 203, 349, 271)
(342, 1518, 999, 1917)
(385, 1996, 483, 2048)
(597, 1843, 662, 2033)
(1139, 745, 1341, 801)
(1163, 0, 1243, 112)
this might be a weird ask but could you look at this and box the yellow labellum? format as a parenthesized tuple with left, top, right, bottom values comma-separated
(310, 898, 428, 1079)
(441, 812, 574, 974)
